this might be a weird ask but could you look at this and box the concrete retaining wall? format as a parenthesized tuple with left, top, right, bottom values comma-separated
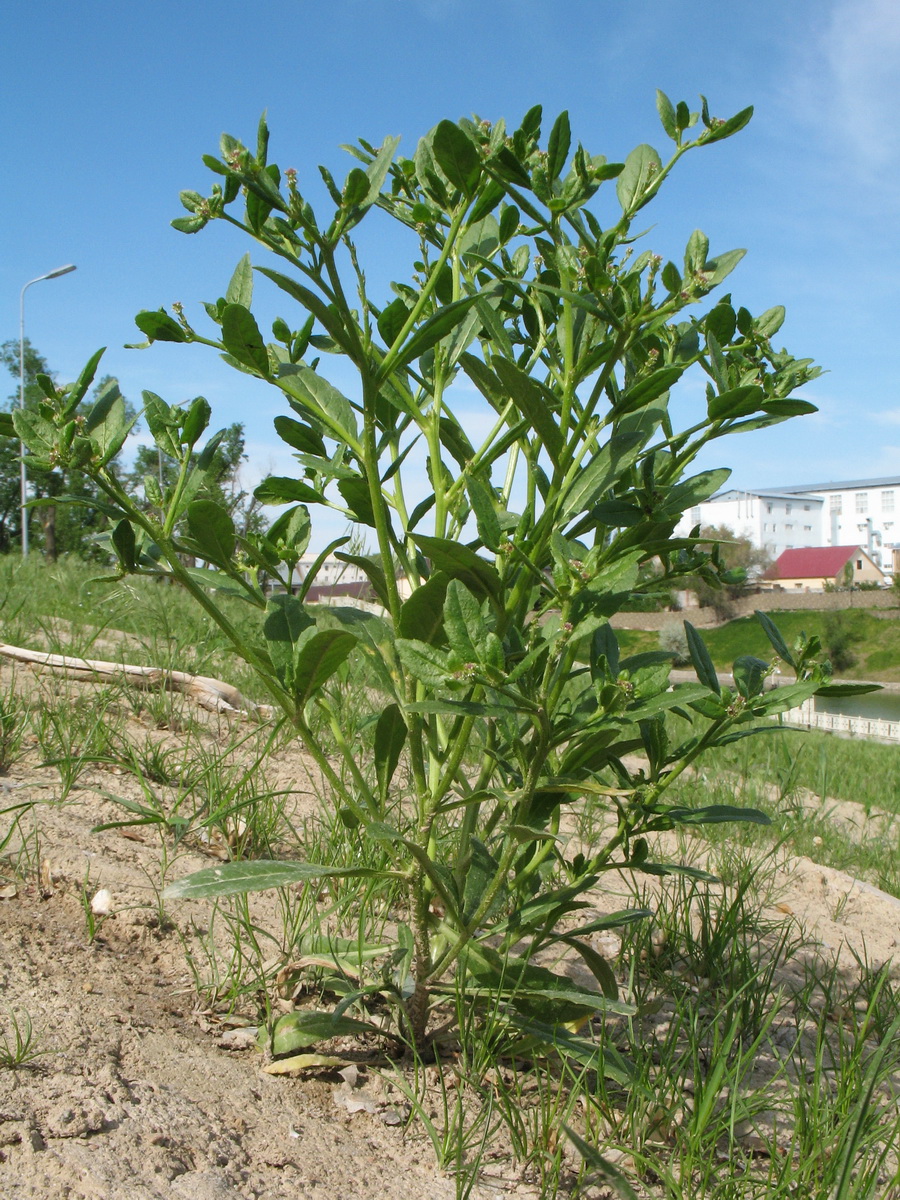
(611, 589, 898, 631)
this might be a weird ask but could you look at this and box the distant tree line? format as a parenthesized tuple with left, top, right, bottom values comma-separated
(1, 339, 264, 560)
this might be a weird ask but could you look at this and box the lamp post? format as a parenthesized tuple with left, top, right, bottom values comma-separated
(19, 264, 77, 557)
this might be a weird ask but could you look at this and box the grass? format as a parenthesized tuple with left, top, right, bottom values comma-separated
(4, 554, 900, 1197)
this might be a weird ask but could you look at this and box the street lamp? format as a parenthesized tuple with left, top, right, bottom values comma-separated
(19, 264, 77, 557)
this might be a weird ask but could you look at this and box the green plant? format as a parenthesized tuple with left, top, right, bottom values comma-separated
(0, 1007, 44, 1069)
(11, 94, 867, 1063)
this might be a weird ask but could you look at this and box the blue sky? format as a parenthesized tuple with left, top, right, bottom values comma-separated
(3, 0, 899, 544)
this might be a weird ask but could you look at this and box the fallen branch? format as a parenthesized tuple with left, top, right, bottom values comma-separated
(0, 642, 275, 720)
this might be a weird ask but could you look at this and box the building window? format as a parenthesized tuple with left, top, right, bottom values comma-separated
(884, 491, 894, 513)
(690, 507, 701, 526)
(830, 495, 842, 513)
(785, 503, 792, 515)
(804, 525, 812, 531)
(766, 503, 773, 514)
(856, 492, 868, 514)
(803, 504, 811, 511)
(856, 559, 863, 570)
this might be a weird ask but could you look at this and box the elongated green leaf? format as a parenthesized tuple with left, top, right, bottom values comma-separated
(564, 1127, 642, 1200)
(398, 572, 448, 644)
(664, 804, 770, 826)
(63, 347, 107, 414)
(754, 610, 793, 666)
(492, 357, 562, 467)
(270, 1010, 378, 1056)
(559, 433, 645, 522)
(462, 839, 504, 924)
(708, 385, 764, 421)
(263, 593, 315, 681)
(616, 143, 663, 214)
(374, 703, 407, 802)
(684, 622, 720, 695)
(221, 303, 269, 376)
(278, 364, 358, 442)
(254, 476, 326, 506)
(732, 654, 769, 699)
(656, 89, 678, 141)
(187, 499, 236, 566)
(162, 859, 393, 900)
(547, 110, 571, 179)
(134, 310, 187, 343)
(111, 519, 138, 572)
(225, 253, 253, 308)
(293, 629, 357, 706)
(431, 120, 481, 195)
(411, 535, 502, 601)
(558, 936, 618, 1000)
(391, 295, 482, 371)
(395, 639, 453, 688)
(444, 579, 491, 665)
(255, 266, 351, 352)
(467, 474, 502, 552)
(334, 552, 390, 609)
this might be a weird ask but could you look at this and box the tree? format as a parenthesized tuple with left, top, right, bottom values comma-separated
(0, 341, 134, 558)
(124, 420, 266, 539)
(687, 523, 773, 617)
(15, 98, 867, 1059)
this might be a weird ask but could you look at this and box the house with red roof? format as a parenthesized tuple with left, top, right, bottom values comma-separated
(762, 545, 886, 592)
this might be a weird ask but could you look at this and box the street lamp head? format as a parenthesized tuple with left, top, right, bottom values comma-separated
(44, 264, 77, 280)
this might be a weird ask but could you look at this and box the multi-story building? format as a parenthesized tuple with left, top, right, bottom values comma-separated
(674, 476, 900, 573)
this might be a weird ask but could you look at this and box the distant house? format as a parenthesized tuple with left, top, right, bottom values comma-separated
(762, 545, 886, 592)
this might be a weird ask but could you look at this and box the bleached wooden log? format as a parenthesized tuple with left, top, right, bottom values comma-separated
(0, 642, 275, 719)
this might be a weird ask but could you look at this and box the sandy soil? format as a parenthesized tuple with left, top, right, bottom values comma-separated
(2, 663, 900, 1199)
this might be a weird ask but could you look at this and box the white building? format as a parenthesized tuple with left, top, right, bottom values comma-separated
(674, 475, 900, 571)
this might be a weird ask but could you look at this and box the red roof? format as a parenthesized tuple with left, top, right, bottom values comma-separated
(764, 545, 864, 580)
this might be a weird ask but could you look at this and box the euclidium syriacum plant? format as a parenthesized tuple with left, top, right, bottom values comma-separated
(5, 92, 876, 1071)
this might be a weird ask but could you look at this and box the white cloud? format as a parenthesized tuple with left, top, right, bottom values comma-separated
(871, 408, 900, 426)
(794, 0, 900, 171)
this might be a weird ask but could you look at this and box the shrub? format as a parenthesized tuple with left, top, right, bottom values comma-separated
(8, 95, 861, 1059)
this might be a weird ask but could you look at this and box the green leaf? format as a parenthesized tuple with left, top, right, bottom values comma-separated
(684, 622, 720, 695)
(293, 629, 357, 706)
(180, 396, 211, 448)
(815, 683, 882, 698)
(221, 303, 270, 376)
(225, 253, 254, 308)
(564, 1127, 642, 1200)
(708, 385, 764, 421)
(411, 535, 502, 602)
(273, 416, 327, 457)
(462, 839, 504, 924)
(391, 295, 483, 371)
(398, 572, 448, 644)
(111, 519, 138, 572)
(269, 1010, 378, 1057)
(732, 654, 769, 699)
(431, 120, 481, 195)
(664, 804, 770, 827)
(162, 859, 393, 900)
(333, 552, 390, 609)
(134, 310, 187, 343)
(395, 639, 453, 688)
(374, 703, 407, 803)
(254, 476, 326, 506)
(492, 357, 562, 467)
(558, 936, 618, 1000)
(559, 433, 645, 522)
(755, 610, 794, 667)
(547, 110, 571, 179)
(256, 267, 352, 352)
(467, 475, 502, 553)
(444, 579, 493, 667)
(187, 500, 236, 567)
(278, 364, 359, 443)
(263, 593, 315, 682)
(336, 476, 377, 527)
(656, 89, 678, 141)
(63, 347, 107, 413)
(703, 104, 753, 143)
(616, 144, 663, 215)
